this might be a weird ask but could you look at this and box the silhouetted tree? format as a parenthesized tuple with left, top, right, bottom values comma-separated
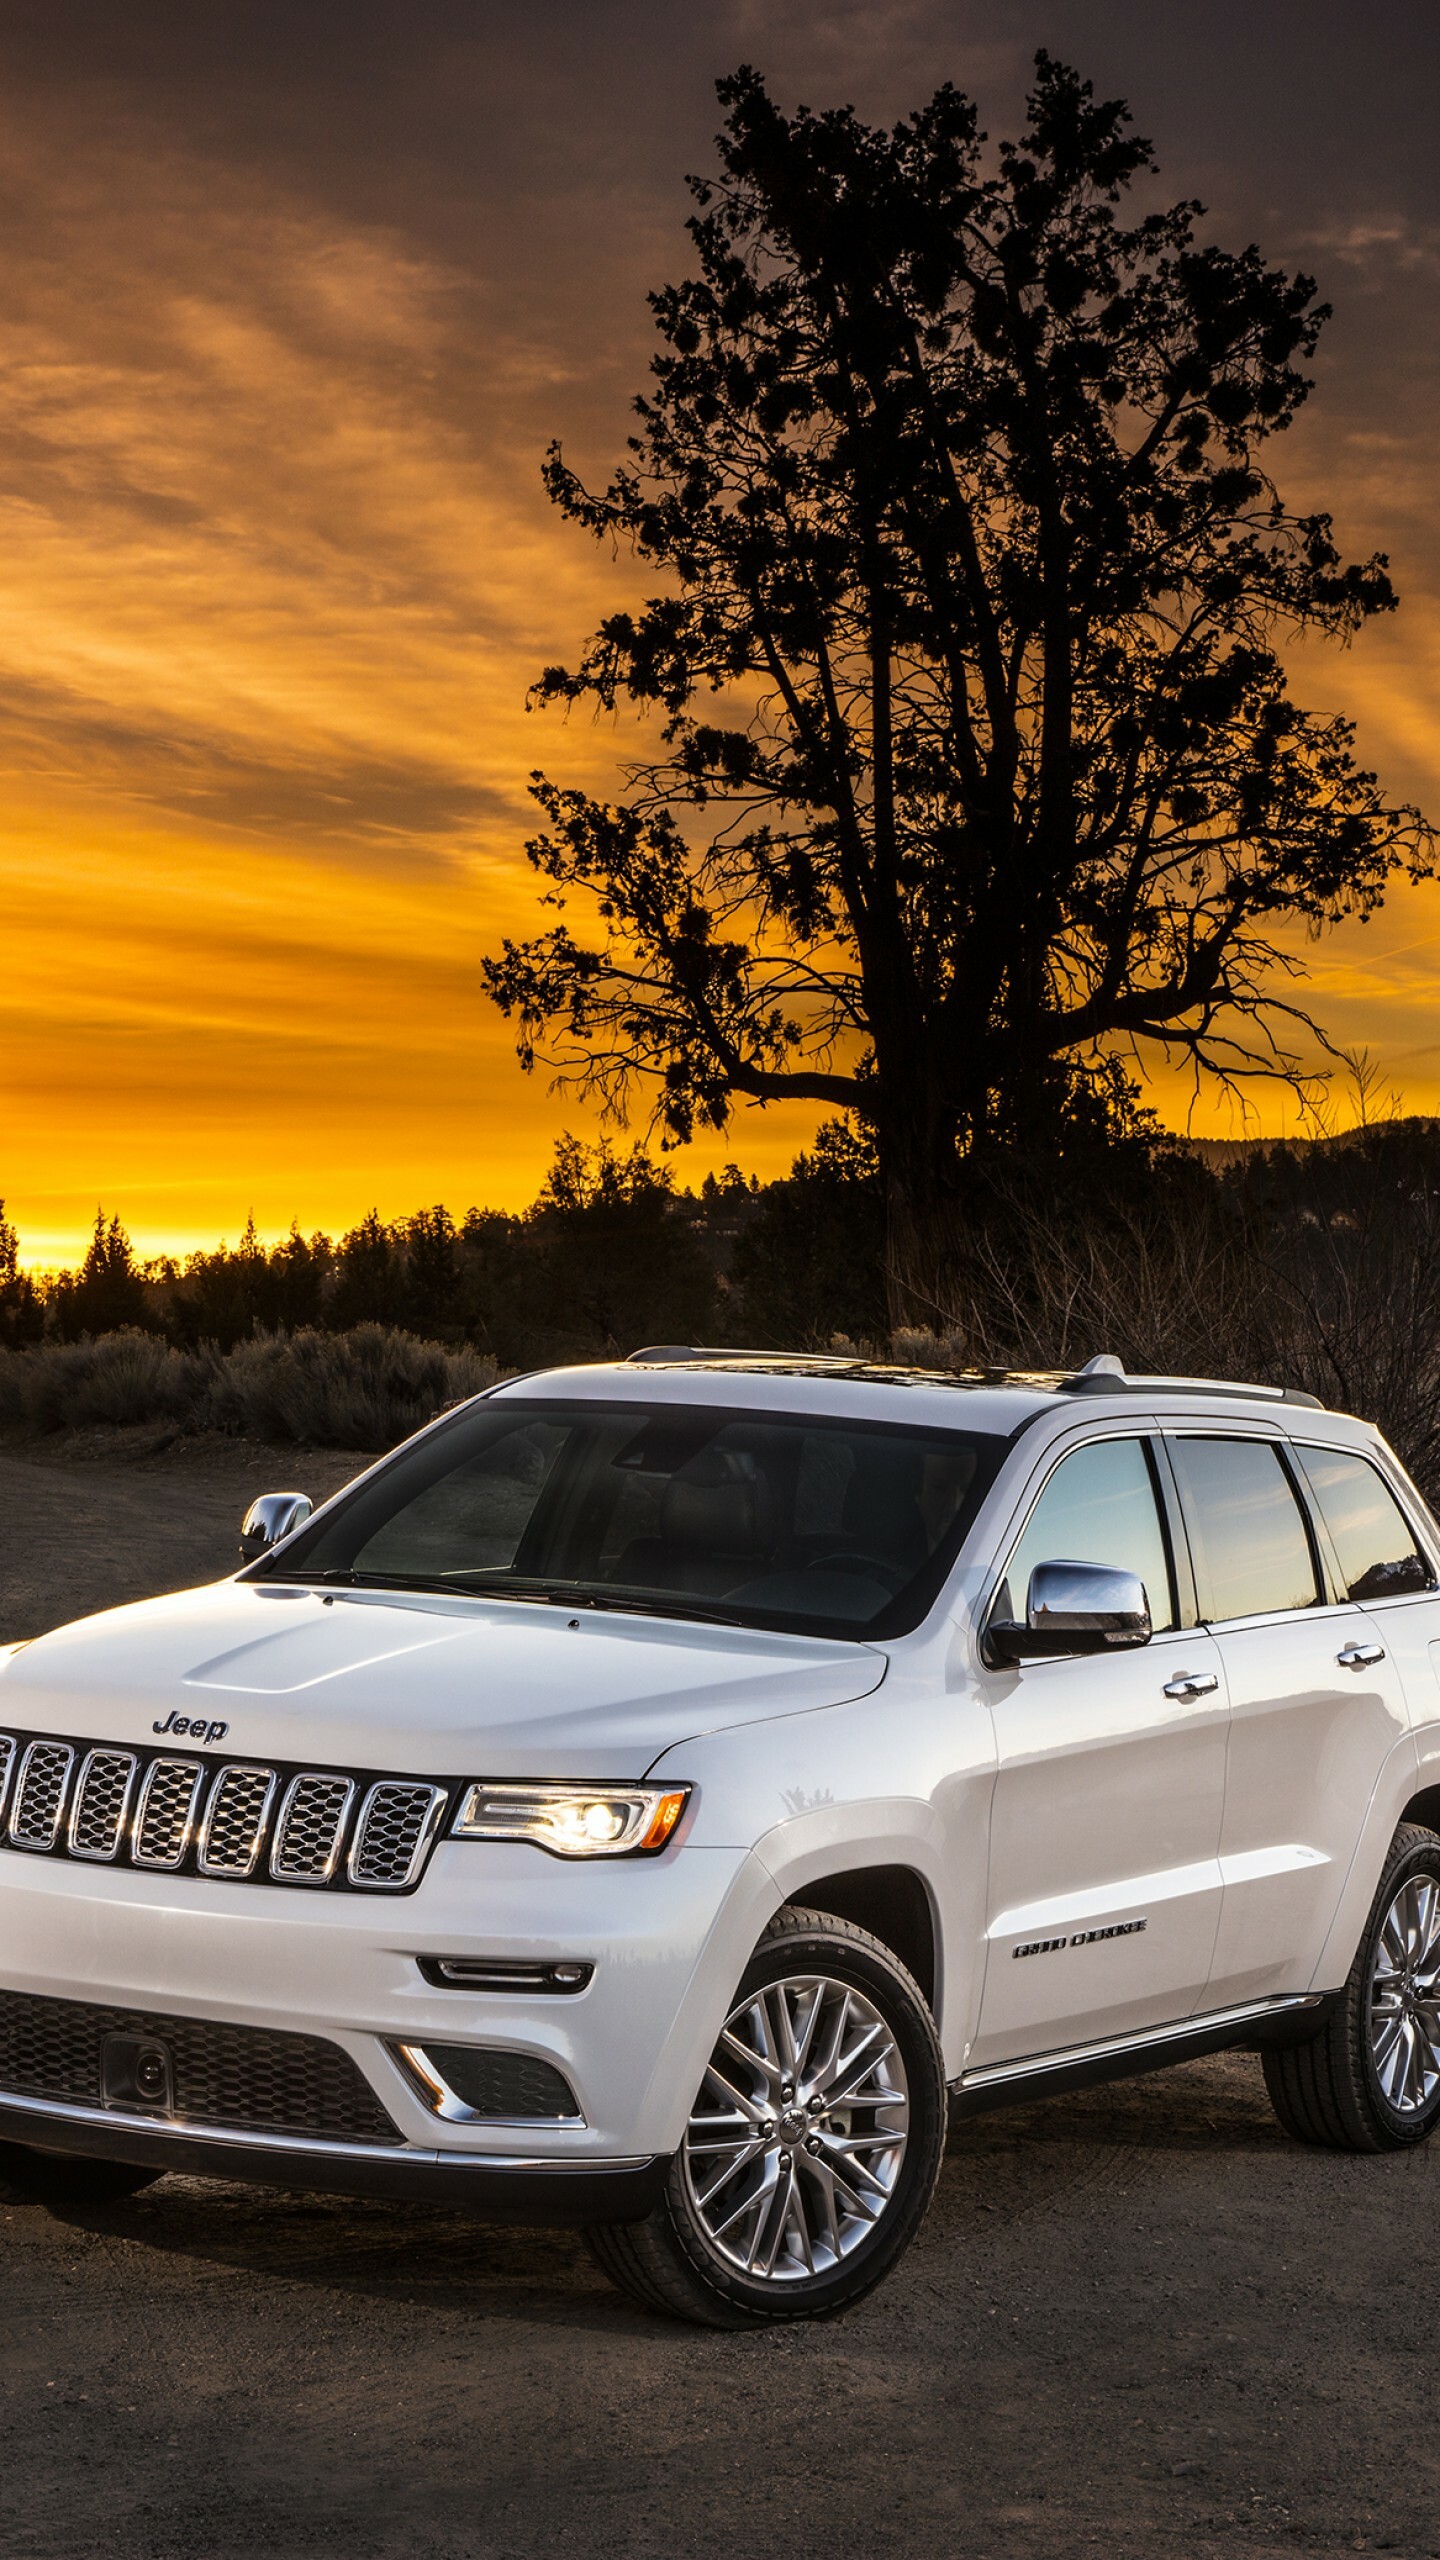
(484, 57, 1433, 1314)
(401, 1205, 462, 1336)
(525, 1135, 719, 1355)
(331, 1209, 404, 1329)
(168, 1215, 331, 1348)
(0, 1201, 43, 1346)
(51, 1209, 149, 1339)
(729, 1121, 886, 1345)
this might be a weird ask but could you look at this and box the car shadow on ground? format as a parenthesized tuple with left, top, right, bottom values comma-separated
(0, 2051, 1293, 2330)
(950, 2049, 1293, 2154)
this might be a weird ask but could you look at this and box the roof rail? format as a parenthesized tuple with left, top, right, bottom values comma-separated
(626, 1345, 857, 1367)
(622, 1344, 1323, 1408)
(1059, 1356, 1322, 1409)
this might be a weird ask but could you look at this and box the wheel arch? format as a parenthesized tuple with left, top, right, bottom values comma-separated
(780, 1863, 937, 2010)
(1399, 1783, 1440, 1840)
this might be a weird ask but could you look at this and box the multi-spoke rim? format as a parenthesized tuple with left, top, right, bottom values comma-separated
(1368, 1869, 1440, 2118)
(681, 1971, 909, 2284)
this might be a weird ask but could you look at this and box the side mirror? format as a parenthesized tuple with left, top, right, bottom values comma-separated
(988, 1559, 1152, 1665)
(239, 1490, 313, 1566)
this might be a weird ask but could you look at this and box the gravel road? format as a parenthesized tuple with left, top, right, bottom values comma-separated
(1, 1437, 1437, 2559)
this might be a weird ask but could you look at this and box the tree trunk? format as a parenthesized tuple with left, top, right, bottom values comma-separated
(877, 1086, 966, 1334)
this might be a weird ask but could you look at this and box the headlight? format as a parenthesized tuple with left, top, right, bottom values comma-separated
(451, 1781, 690, 1859)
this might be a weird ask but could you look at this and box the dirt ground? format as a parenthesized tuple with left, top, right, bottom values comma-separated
(1, 1434, 1437, 2560)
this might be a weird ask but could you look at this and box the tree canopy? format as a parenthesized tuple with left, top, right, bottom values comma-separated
(482, 56, 1433, 1301)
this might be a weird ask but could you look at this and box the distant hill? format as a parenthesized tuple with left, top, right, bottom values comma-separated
(1176, 1117, 1440, 1171)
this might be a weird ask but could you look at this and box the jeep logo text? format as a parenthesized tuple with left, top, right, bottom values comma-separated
(152, 1709, 230, 1745)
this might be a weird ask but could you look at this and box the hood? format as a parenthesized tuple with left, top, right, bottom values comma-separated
(0, 1581, 888, 1778)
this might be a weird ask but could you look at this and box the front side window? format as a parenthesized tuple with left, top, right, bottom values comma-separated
(993, 1436, 1176, 1633)
(1167, 1436, 1319, 1623)
(1292, 1446, 1434, 1603)
(254, 1398, 1003, 1640)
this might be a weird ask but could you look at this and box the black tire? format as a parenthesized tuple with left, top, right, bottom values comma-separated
(1263, 1822, 1440, 2152)
(0, 2141, 162, 2205)
(587, 1904, 947, 2328)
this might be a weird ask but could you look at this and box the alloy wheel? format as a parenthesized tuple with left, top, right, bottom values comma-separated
(681, 1971, 910, 2281)
(1368, 1869, 1440, 2116)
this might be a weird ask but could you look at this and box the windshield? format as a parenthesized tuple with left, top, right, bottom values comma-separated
(253, 1396, 1002, 1640)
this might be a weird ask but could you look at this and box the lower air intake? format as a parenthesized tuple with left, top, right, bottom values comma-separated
(0, 1987, 402, 2145)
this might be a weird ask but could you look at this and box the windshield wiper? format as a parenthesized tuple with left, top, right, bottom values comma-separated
(456, 1576, 745, 1627)
(291, 1568, 742, 1626)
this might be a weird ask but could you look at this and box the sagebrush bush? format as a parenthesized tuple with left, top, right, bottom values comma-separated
(204, 1326, 496, 1450)
(0, 1331, 211, 1431)
(0, 1324, 497, 1451)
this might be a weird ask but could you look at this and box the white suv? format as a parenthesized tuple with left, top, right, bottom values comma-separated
(2, 1351, 1439, 2328)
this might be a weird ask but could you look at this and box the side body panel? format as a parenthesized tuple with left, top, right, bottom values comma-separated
(969, 1631, 1228, 2063)
(1202, 1606, 1411, 2004)
(1192, 1420, 1439, 2005)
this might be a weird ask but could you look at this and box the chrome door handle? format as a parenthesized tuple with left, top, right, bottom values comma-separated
(1163, 1672, 1219, 1700)
(1337, 1642, 1386, 1669)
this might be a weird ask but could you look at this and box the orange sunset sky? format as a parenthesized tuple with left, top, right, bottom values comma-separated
(2, 1, 1439, 1266)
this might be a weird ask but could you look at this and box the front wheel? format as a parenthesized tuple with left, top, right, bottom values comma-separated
(588, 1905, 947, 2327)
(1263, 1822, 1440, 2151)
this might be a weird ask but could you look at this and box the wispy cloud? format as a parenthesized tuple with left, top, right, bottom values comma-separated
(1298, 214, 1440, 273)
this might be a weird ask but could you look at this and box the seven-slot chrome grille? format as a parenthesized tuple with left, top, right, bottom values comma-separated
(0, 1726, 452, 1895)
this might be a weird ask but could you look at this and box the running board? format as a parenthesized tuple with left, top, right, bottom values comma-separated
(950, 1992, 1331, 2119)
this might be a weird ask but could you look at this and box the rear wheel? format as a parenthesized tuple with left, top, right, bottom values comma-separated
(588, 1905, 947, 2327)
(0, 2142, 162, 2205)
(1263, 1823, 1440, 2152)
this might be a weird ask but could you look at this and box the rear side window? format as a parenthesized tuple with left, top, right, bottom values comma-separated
(1168, 1437, 1319, 1623)
(1292, 1447, 1434, 1603)
(995, 1437, 1176, 1633)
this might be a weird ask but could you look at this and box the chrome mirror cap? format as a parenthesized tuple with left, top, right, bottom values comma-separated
(989, 1559, 1152, 1664)
(1028, 1559, 1151, 1642)
(239, 1490, 313, 1565)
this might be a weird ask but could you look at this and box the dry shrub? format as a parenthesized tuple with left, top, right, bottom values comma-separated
(208, 1326, 496, 1450)
(0, 1324, 497, 1452)
(0, 1331, 210, 1430)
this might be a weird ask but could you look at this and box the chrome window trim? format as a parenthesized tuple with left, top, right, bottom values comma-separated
(66, 1748, 139, 1863)
(1290, 1437, 1440, 1605)
(130, 1756, 206, 1870)
(978, 1427, 1181, 1656)
(1161, 1428, 1325, 1628)
(8, 1739, 76, 1852)
(270, 1772, 357, 1885)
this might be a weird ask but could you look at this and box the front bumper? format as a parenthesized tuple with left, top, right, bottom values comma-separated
(0, 1833, 774, 2163)
(0, 2089, 668, 2223)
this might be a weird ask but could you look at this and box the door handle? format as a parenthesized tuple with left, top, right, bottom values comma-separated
(1337, 1641, 1386, 1669)
(1163, 1672, 1219, 1700)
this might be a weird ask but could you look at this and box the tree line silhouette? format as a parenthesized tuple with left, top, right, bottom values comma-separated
(0, 1124, 887, 1369)
(10, 1119, 1440, 1499)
